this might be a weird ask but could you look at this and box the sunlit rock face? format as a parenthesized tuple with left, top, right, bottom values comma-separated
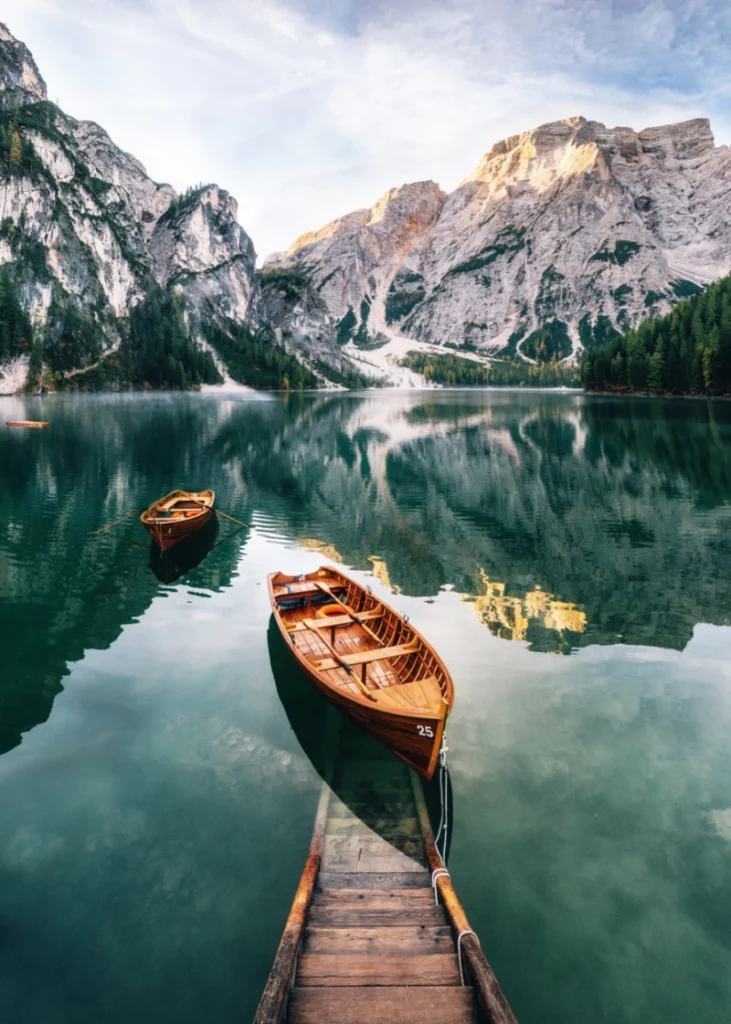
(269, 116, 731, 358)
(0, 23, 339, 391)
(0, 22, 46, 108)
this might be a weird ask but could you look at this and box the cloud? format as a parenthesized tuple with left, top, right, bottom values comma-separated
(2, 0, 729, 257)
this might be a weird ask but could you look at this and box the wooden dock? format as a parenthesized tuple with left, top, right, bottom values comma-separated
(254, 731, 517, 1024)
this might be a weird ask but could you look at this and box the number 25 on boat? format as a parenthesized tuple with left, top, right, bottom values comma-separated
(267, 566, 454, 780)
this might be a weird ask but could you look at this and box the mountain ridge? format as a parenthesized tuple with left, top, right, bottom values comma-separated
(267, 114, 731, 379)
(0, 22, 345, 394)
(2, 20, 731, 391)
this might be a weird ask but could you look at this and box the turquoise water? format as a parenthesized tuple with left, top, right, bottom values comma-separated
(1, 391, 730, 1022)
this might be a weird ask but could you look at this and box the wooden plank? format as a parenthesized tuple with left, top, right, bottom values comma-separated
(373, 676, 443, 712)
(318, 872, 431, 890)
(315, 642, 418, 670)
(296, 953, 461, 987)
(322, 835, 424, 859)
(304, 926, 454, 955)
(325, 816, 421, 838)
(288, 986, 479, 1024)
(319, 852, 426, 873)
(328, 798, 417, 819)
(312, 889, 435, 907)
(307, 906, 446, 928)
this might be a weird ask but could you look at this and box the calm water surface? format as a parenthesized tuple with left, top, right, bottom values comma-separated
(1, 391, 731, 1023)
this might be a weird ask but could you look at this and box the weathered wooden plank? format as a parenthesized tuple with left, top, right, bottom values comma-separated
(304, 926, 454, 954)
(322, 834, 424, 859)
(312, 889, 435, 907)
(288, 986, 479, 1024)
(296, 953, 461, 987)
(317, 871, 431, 890)
(319, 852, 426, 873)
(325, 816, 421, 837)
(307, 906, 446, 928)
(328, 798, 417, 818)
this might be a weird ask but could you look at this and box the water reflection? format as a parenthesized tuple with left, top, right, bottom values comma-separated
(3, 390, 731, 755)
(268, 617, 453, 862)
(463, 571, 587, 654)
(148, 515, 222, 584)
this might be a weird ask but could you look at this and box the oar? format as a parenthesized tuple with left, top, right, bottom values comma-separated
(216, 509, 250, 529)
(87, 508, 142, 536)
(316, 581, 384, 647)
(302, 624, 377, 702)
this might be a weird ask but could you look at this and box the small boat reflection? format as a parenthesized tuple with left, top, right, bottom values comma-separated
(268, 619, 452, 861)
(149, 514, 219, 583)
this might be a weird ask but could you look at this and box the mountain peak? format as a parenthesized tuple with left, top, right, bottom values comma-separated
(0, 22, 47, 109)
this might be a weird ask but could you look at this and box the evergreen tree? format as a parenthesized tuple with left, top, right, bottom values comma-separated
(583, 271, 731, 395)
(9, 129, 22, 165)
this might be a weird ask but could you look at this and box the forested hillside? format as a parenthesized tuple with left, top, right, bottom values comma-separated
(583, 273, 731, 395)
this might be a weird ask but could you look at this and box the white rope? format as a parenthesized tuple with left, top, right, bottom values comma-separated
(456, 929, 477, 986)
(431, 867, 450, 905)
(434, 735, 450, 866)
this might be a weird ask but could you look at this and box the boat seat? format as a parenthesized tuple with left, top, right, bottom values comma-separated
(373, 676, 445, 711)
(292, 610, 384, 632)
(315, 643, 418, 671)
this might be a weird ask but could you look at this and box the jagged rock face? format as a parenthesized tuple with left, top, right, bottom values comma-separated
(148, 185, 258, 331)
(269, 116, 731, 358)
(255, 271, 342, 372)
(268, 181, 446, 328)
(0, 22, 339, 392)
(0, 23, 46, 109)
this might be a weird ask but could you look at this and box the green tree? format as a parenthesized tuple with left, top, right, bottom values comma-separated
(9, 129, 22, 165)
(647, 349, 664, 391)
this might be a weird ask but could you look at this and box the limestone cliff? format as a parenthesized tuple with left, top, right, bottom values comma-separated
(0, 23, 339, 393)
(268, 116, 731, 367)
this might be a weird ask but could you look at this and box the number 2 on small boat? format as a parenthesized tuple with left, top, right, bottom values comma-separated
(417, 725, 434, 737)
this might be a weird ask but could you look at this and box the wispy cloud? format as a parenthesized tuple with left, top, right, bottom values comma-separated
(3, 0, 729, 257)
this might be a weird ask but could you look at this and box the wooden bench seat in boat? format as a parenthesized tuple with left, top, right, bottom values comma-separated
(295, 610, 383, 631)
(315, 643, 418, 672)
(372, 676, 445, 711)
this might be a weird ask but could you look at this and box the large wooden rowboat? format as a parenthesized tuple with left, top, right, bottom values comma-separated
(140, 489, 215, 552)
(268, 566, 455, 780)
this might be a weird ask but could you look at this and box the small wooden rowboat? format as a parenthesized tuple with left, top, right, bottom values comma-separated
(140, 489, 215, 552)
(268, 566, 455, 780)
(6, 420, 49, 428)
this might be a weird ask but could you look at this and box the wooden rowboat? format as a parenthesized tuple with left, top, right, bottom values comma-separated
(140, 489, 215, 552)
(6, 420, 49, 428)
(268, 566, 455, 780)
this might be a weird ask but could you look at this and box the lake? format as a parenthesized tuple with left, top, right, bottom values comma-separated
(1, 390, 730, 1024)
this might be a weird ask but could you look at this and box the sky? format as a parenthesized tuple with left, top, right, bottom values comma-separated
(3, 0, 731, 259)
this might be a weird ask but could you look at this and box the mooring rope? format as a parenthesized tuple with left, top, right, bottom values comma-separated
(431, 866, 450, 905)
(434, 734, 451, 866)
(456, 929, 478, 986)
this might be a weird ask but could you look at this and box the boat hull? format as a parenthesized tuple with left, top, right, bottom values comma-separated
(140, 489, 215, 552)
(268, 567, 454, 780)
(143, 507, 213, 551)
(296, 658, 446, 778)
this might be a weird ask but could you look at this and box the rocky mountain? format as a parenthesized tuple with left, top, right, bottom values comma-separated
(267, 116, 731, 369)
(0, 22, 342, 393)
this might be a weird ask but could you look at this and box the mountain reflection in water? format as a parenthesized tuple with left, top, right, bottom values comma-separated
(2, 390, 731, 755)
